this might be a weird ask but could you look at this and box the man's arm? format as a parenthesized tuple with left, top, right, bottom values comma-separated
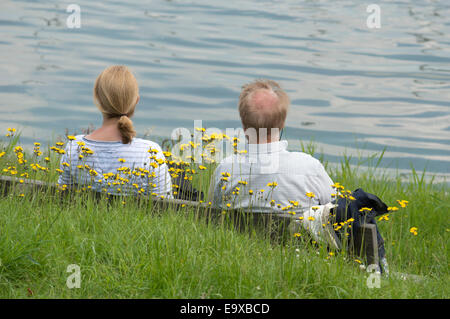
(315, 162, 334, 205)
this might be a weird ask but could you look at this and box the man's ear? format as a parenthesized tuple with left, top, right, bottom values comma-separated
(135, 95, 140, 106)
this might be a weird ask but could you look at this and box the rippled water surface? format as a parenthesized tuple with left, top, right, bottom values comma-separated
(1, 0, 449, 180)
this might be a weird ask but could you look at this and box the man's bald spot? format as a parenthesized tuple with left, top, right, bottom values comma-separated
(247, 88, 280, 114)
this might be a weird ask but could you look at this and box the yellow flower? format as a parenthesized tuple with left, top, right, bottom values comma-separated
(267, 182, 278, 188)
(293, 233, 301, 238)
(308, 216, 315, 221)
(311, 206, 319, 211)
(331, 182, 344, 190)
(387, 206, 399, 211)
(359, 207, 372, 213)
(226, 203, 231, 208)
(409, 227, 418, 236)
(199, 165, 207, 170)
(118, 158, 126, 163)
(248, 189, 253, 195)
(397, 200, 409, 208)
(67, 135, 76, 140)
(306, 192, 315, 198)
(0, 152, 5, 158)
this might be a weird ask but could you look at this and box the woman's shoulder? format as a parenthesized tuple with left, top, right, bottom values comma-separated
(131, 138, 163, 151)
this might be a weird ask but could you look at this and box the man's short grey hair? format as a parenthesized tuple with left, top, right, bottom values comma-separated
(238, 79, 290, 137)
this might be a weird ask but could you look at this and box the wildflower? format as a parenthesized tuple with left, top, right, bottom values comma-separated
(354, 259, 362, 264)
(44, 157, 50, 162)
(67, 135, 76, 140)
(331, 182, 344, 190)
(311, 206, 319, 211)
(62, 162, 70, 167)
(397, 200, 409, 208)
(378, 215, 389, 221)
(359, 207, 372, 213)
(308, 216, 315, 221)
(0, 152, 5, 158)
(293, 233, 301, 238)
(267, 182, 278, 188)
(118, 158, 126, 163)
(199, 165, 207, 170)
(409, 227, 418, 236)
(387, 206, 399, 211)
(226, 203, 231, 208)
(248, 189, 254, 195)
(306, 192, 315, 198)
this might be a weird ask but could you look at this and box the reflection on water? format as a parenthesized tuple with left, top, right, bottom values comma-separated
(0, 0, 449, 181)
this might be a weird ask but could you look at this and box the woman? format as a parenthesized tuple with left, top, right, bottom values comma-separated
(58, 65, 172, 197)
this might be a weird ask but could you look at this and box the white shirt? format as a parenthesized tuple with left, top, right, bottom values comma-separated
(58, 135, 172, 197)
(209, 140, 334, 213)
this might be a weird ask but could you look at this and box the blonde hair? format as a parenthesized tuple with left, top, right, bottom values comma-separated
(238, 79, 290, 137)
(94, 65, 139, 144)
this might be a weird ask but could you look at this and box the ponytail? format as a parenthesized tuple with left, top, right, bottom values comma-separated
(93, 65, 139, 144)
(117, 115, 136, 144)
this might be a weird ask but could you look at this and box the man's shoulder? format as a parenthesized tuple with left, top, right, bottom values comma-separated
(214, 153, 247, 172)
(285, 150, 321, 164)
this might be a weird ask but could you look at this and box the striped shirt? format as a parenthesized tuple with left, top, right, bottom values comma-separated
(209, 140, 334, 213)
(57, 135, 172, 197)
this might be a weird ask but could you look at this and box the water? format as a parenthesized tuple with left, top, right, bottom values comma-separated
(1, 0, 449, 181)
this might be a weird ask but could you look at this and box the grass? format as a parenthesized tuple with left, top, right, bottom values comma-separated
(0, 131, 448, 298)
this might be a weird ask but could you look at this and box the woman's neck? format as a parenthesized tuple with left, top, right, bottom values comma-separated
(85, 117, 123, 142)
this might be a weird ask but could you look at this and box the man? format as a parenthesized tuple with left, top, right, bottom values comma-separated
(208, 80, 389, 273)
(209, 79, 334, 213)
